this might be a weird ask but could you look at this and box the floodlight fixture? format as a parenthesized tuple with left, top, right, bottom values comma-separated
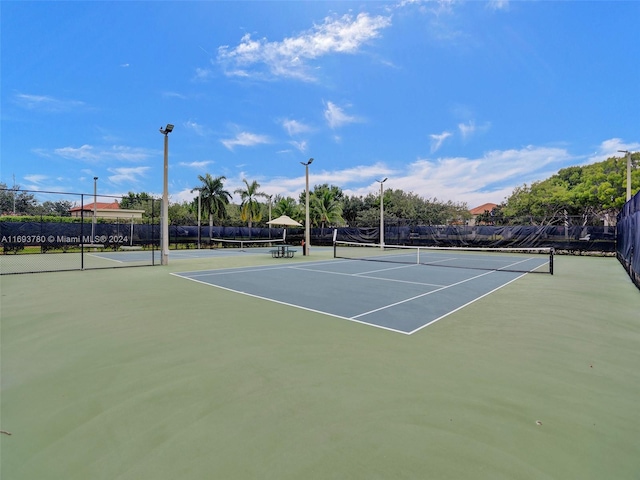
(160, 124, 174, 135)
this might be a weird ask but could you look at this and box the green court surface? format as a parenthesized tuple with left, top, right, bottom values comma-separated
(1, 250, 640, 479)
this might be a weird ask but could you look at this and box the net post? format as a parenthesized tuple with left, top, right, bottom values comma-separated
(333, 241, 337, 258)
(550, 247, 554, 275)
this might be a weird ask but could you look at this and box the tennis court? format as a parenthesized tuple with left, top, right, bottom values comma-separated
(2, 248, 640, 479)
(173, 248, 550, 334)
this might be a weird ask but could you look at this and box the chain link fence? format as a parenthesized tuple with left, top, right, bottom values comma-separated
(0, 190, 159, 274)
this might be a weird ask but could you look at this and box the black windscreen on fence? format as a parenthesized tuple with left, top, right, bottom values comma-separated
(617, 191, 640, 290)
(333, 224, 617, 253)
(0, 190, 158, 274)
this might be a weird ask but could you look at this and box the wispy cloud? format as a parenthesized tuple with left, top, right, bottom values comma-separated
(24, 174, 49, 185)
(217, 13, 392, 81)
(53, 145, 152, 162)
(583, 138, 640, 165)
(14, 93, 86, 112)
(54, 145, 101, 161)
(324, 101, 361, 129)
(265, 144, 578, 208)
(107, 166, 151, 185)
(179, 160, 213, 169)
(193, 67, 215, 81)
(430, 131, 452, 153)
(487, 0, 510, 11)
(282, 118, 312, 136)
(185, 120, 205, 136)
(458, 120, 491, 141)
(221, 131, 271, 150)
(290, 140, 308, 153)
(163, 91, 188, 99)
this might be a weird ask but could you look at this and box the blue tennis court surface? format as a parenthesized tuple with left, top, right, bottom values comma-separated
(173, 257, 539, 335)
(92, 246, 284, 263)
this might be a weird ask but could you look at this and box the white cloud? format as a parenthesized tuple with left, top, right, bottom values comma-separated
(290, 140, 308, 153)
(53, 144, 152, 163)
(583, 138, 640, 165)
(185, 120, 205, 136)
(221, 132, 271, 150)
(430, 131, 452, 153)
(107, 166, 151, 185)
(55, 145, 101, 161)
(193, 67, 214, 81)
(324, 101, 360, 129)
(458, 121, 475, 140)
(458, 120, 491, 141)
(163, 91, 188, 99)
(24, 174, 48, 184)
(217, 13, 392, 81)
(282, 118, 311, 136)
(14, 93, 86, 112)
(487, 0, 509, 11)
(179, 160, 213, 169)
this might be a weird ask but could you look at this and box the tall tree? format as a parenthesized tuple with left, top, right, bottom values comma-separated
(311, 189, 344, 230)
(273, 195, 301, 220)
(193, 174, 232, 235)
(502, 153, 639, 225)
(234, 179, 268, 230)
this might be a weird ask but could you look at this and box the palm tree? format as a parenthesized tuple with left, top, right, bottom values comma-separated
(311, 189, 344, 231)
(192, 174, 231, 237)
(234, 179, 268, 232)
(273, 196, 301, 221)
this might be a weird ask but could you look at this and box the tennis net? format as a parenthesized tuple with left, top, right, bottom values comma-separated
(334, 241, 554, 274)
(211, 237, 285, 250)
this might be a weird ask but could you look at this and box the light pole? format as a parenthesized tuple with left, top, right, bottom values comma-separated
(618, 150, 632, 201)
(300, 158, 314, 255)
(377, 178, 387, 248)
(92, 176, 98, 242)
(159, 123, 174, 265)
(267, 194, 273, 239)
(197, 189, 202, 249)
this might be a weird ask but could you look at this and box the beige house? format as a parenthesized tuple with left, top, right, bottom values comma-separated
(69, 201, 144, 220)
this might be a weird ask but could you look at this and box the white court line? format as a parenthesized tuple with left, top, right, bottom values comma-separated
(172, 257, 531, 335)
(351, 269, 501, 320)
(290, 265, 446, 288)
(172, 271, 412, 335)
(406, 273, 527, 335)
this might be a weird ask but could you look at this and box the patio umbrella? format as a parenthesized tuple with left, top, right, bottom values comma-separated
(267, 215, 302, 227)
(267, 215, 302, 243)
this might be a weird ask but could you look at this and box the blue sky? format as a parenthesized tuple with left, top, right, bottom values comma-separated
(2, 0, 639, 209)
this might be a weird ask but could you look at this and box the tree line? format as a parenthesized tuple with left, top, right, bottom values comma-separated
(1, 152, 637, 227)
(478, 152, 639, 226)
(159, 173, 472, 228)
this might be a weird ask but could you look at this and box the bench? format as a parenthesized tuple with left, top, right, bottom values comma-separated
(120, 245, 143, 251)
(270, 248, 297, 258)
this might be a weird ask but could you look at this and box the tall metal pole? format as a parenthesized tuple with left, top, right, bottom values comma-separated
(197, 191, 202, 249)
(626, 151, 632, 201)
(377, 178, 387, 248)
(618, 150, 632, 201)
(160, 124, 174, 265)
(301, 158, 314, 255)
(92, 176, 98, 242)
(267, 194, 272, 239)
